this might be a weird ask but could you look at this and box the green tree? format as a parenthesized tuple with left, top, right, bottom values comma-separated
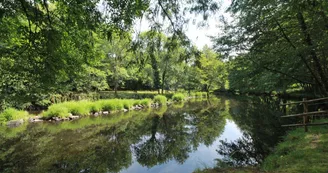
(197, 46, 227, 92)
(214, 0, 328, 96)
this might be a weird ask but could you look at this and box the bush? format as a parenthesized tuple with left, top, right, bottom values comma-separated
(140, 99, 152, 107)
(172, 93, 185, 102)
(154, 95, 167, 105)
(0, 108, 29, 123)
(43, 104, 69, 118)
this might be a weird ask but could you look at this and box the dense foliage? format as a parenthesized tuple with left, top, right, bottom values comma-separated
(214, 0, 328, 96)
(0, 0, 225, 110)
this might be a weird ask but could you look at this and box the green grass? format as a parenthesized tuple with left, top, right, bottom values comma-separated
(3, 92, 204, 125)
(172, 93, 185, 102)
(122, 99, 134, 109)
(140, 98, 152, 107)
(261, 121, 328, 173)
(88, 102, 102, 112)
(154, 95, 167, 105)
(195, 119, 328, 173)
(43, 104, 70, 118)
(0, 108, 29, 123)
(62, 101, 91, 116)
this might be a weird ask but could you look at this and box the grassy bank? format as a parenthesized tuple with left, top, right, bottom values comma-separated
(1, 92, 208, 125)
(262, 121, 328, 173)
(195, 120, 328, 173)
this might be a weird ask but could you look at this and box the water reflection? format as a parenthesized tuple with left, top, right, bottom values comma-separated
(215, 96, 296, 168)
(0, 96, 289, 173)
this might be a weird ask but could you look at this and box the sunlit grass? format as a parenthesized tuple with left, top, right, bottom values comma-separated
(0, 108, 29, 123)
(43, 104, 69, 118)
(261, 120, 328, 173)
(154, 95, 167, 105)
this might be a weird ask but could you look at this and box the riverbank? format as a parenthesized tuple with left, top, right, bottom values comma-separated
(0, 92, 208, 127)
(195, 120, 328, 173)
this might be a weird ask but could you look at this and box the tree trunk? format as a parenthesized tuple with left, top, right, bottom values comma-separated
(297, 12, 328, 95)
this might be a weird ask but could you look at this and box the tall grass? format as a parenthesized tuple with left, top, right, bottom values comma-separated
(0, 108, 29, 123)
(154, 95, 167, 105)
(43, 104, 69, 118)
(140, 98, 152, 107)
(172, 93, 185, 102)
(122, 99, 134, 109)
(62, 101, 90, 116)
(99, 100, 120, 111)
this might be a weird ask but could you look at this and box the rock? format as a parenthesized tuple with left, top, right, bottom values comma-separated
(68, 113, 73, 117)
(123, 109, 128, 112)
(69, 115, 80, 120)
(102, 111, 109, 115)
(28, 117, 35, 123)
(34, 115, 42, 119)
(33, 119, 43, 122)
(53, 117, 61, 121)
(62, 118, 70, 121)
(94, 112, 99, 116)
(7, 119, 24, 127)
(28, 115, 44, 123)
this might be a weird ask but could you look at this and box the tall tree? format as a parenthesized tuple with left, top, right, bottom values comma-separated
(214, 0, 328, 96)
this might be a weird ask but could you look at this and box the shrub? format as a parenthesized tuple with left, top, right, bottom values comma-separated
(0, 108, 29, 122)
(43, 104, 69, 118)
(154, 95, 167, 105)
(172, 93, 185, 102)
(140, 99, 152, 107)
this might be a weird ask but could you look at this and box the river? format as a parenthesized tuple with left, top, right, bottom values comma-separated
(0, 96, 294, 173)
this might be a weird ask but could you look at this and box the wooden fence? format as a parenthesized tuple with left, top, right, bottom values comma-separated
(281, 97, 328, 132)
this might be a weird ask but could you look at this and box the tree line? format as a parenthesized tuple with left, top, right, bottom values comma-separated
(0, 0, 225, 110)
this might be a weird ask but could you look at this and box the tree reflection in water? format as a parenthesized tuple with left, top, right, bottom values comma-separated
(215, 96, 298, 168)
(0, 99, 227, 173)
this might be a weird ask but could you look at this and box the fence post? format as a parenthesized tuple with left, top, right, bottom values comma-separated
(303, 98, 308, 132)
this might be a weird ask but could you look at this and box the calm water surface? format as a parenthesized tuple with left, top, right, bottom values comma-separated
(0, 96, 291, 173)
